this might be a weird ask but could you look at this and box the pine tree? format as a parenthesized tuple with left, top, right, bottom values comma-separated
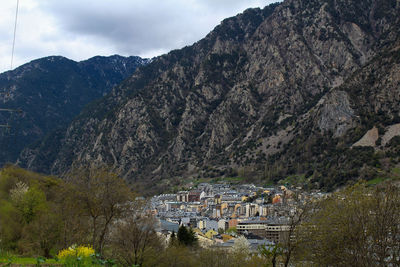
(169, 230, 177, 247)
(177, 225, 197, 247)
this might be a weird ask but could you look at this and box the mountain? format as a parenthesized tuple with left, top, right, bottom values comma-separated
(20, 0, 400, 193)
(0, 55, 149, 166)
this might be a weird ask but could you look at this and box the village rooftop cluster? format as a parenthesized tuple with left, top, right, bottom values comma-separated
(150, 182, 328, 249)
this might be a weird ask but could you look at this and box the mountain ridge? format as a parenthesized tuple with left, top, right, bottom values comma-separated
(0, 54, 149, 166)
(19, 0, 400, 193)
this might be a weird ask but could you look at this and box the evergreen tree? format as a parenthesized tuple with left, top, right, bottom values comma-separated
(169, 230, 177, 247)
(188, 227, 198, 247)
(177, 225, 197, 247)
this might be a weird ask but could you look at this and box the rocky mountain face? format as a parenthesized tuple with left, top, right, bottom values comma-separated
(0, 55, 148, 166)
(20, 0, 400, 193)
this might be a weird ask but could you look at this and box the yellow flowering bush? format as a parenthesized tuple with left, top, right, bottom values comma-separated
(57, 245, 95, 259)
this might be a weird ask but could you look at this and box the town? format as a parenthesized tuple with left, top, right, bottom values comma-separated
(151, 182, 329, 250)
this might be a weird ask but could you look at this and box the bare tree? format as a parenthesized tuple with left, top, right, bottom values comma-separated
(21, 210, 62, 258)
(259, 192, 317, 267)
(66, 166, 134, 255)
(110, 199, 162, 266)
(368, 182, 400, 266)
(281, 193, 315, 267)
(56, 181, 90, 248)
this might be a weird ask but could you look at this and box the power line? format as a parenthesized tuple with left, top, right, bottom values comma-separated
(0, 108, 22, 113)
(1, 0, 22, 133)
(11, 0, 20, 70)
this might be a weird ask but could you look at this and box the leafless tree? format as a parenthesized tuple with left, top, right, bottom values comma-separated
(110, 200, 162, 266)
(66, 165, 134, 255)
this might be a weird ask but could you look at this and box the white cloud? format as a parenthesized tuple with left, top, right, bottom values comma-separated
(0, 0, 279, 73)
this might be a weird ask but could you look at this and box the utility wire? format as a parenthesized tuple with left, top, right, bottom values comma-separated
(2, 0, 20, 131)
(11, 0, 20, 70)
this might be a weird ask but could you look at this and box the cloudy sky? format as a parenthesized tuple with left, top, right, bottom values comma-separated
(0, 0, 279, 73)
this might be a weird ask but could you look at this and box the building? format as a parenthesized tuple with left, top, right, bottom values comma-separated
(228, 219, 239, 229)
(214, 194, 222, 204)
(265, 223, 290, 243)
(245, 203, 259, 217)
(177, 191, 189, 202)
(237, 220, 270, 238)
(188, 190, 205, 202)
(205, 219, 219, 231)
(212, 205, 222, 218)
(218, 219, 229, 231)
(237, 219, 290, 243)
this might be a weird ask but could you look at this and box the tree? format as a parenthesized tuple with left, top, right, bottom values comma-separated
(259, 243, 283, 267)
(66, 166, 134, 255)
(280, 193, 314, 267)
(169, 231, 178, 247)
(0, 167, 56, 255)
(231, 236, 250, 255)
(296, 182, 400, 267)
(20, 210, 62, 258)
(197, 248, 231, 267)
(110, 201, 162, 267)
(55, 181, 90, 249)
(147, 245, 196, 267)
(13, 186, 47, 224)
(258, 192, 315, 267)
(230, 236, 251, 266)
(177, 225, 197, 247)
(0, 199, 23, 251)
(226, 226, 237, 235)
(0, 166, 65, 257)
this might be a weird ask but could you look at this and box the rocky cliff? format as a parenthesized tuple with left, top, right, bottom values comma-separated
(0, 55, 148, 166)
(20, 0, 400, 192)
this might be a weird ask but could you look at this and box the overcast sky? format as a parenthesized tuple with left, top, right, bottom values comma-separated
(0, 0, 280, 73)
